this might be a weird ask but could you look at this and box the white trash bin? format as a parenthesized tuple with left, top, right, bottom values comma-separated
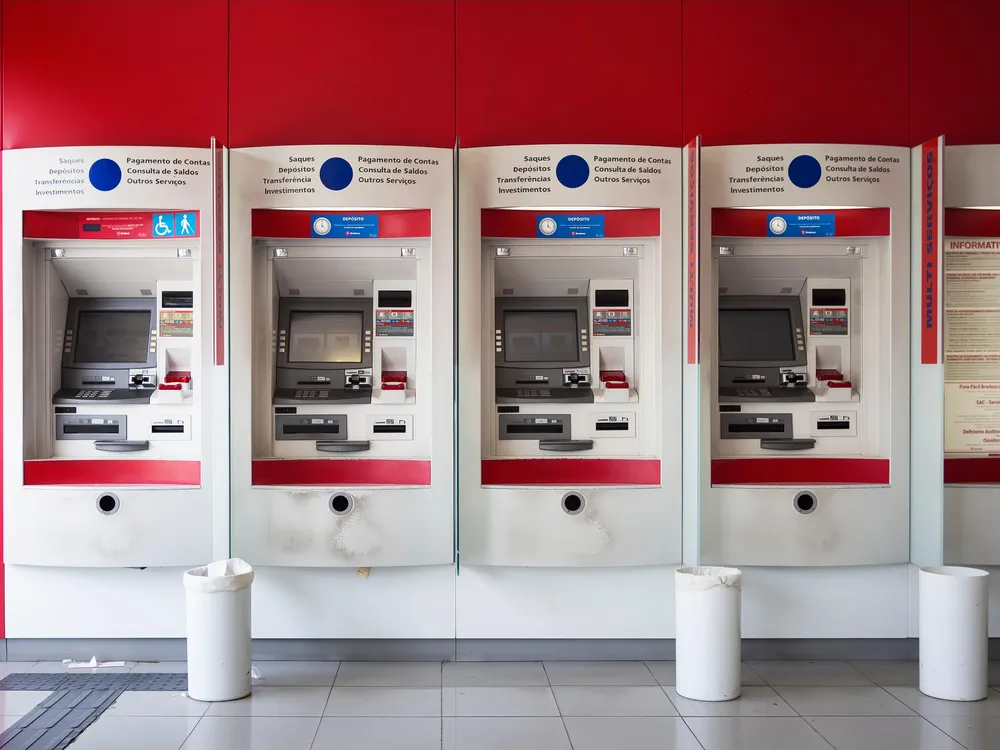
(919, 565, 989, 701)
(184, 558, 255, 702)
(675, 566, 742, 701)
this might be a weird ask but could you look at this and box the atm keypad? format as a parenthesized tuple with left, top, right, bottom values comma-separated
(293, 389, 332, 400)
(514, 389, 552, 398)
(735, 388, 772, 398)
(74, 390, 113, 399)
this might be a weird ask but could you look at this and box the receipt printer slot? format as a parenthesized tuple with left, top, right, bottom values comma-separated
(151, 425, 185, 434)
(499, 414, 571, 440)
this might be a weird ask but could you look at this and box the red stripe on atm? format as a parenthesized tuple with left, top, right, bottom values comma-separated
(24, 460, 201, 486)
(920, 138, 941, 365)
(481, 459, 660, 486)
(251, 209, 431, 239)
(944, 457, 1000, 484)
(711, 458, 889, 485)
(251, 459, 431, 486)
(710, 208, 890, 237)
(23, 210, 80, 238)
(685, 138, 700, 365)
(481, 209, 660, 238)
(945, 209, 1000, 238)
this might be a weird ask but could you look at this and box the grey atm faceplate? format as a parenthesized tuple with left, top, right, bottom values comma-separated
(55, 414, 127, 440)
(720, 412, 792, 440)
(275, 414, 348, 441)
(499, 414, 571, 440)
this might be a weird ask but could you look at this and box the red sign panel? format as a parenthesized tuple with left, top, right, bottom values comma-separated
(77, 213, 153, 239)
(24, 211, 201, 240)
(921, 138, 941, 365)
(685, 137, 700, 365)
(213, 138, 226, 366)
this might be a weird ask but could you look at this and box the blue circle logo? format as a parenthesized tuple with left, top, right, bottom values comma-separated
(788, 155, 821, 189)
(319, 157, 353, 191)
(556, 154, 590, 189)
(89, 158, 122, 191)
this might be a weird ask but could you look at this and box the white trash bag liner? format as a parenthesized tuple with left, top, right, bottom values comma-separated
(184, 558, 255, 592)
(675, 566, 742, 702)
(184, 558, 254, 702)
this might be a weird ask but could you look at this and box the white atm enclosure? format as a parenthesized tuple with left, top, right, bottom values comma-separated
(229, 147, 454, 570)
(694, 144, 911, 568)
(458, 146, 683, 568)
(2, 145, 225, 638)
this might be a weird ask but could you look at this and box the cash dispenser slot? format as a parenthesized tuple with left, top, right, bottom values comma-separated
(499, 414, 571, 439)
(720, 411, 815, 450)
(498, 413, 594, 452)
(56, 414, 126, 440)
(275, 414, 347, 441)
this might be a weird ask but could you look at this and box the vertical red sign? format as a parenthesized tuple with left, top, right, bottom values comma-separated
(686, 137, 700, 365)
(213, 138, 226, 366)
(920, 138, 940, 365)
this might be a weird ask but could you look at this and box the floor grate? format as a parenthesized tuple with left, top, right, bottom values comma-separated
(0, 672, 188, 692)
(0, 688, 124, 750)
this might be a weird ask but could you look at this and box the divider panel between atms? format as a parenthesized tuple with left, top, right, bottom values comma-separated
(228, 146, 454, 575)
(2, 145, 226, 637)
(696, 144, 910, 567)
(457, 145, 682, 567)
(941, 145, 1000, 568)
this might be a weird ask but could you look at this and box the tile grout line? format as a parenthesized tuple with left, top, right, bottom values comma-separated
(656, 678, 710, 750)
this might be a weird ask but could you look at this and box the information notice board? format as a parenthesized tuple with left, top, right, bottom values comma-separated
(944, 238, 1000, 455)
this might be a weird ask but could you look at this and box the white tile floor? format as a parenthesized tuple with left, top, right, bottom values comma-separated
(0, 660, 998, 749)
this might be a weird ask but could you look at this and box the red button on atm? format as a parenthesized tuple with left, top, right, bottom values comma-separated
(165, 371, 192, 383)
(158, 384, 183, 391)
(815, 369, 844, 382)
(381, 371, 407, 391)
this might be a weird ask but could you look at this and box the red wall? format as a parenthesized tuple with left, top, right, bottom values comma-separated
(3, 1, 1000, 149)
(457, 0, 682, 147)
(910, 0, 1000, 146)
(683, 0, 910, 146)
(229, 0, 455, 149)
(2, 0, 227, 149)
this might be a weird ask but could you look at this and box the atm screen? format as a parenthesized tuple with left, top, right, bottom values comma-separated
(74, 310, 151, 364)
(504, 310, 579, 363)
(288, 311, 363, 363)
(718, 309, 796, 363)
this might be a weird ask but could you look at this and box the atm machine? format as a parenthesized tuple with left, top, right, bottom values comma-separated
(2, 144, 222, 640)
(14, 216, 208, 566)
(696, 144, 911, 571)
(454, 141, 684, 571)
(715, 279, 859, 455)
(491, 263, 641, 458)
(229, 146, 454, 578)
(261, 244, 418, 466)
